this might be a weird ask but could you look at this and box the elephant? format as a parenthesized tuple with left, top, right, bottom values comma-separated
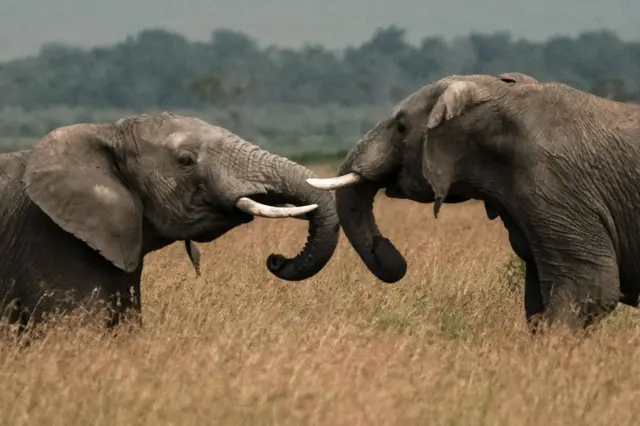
(307, 72, 640, 330)
(0, 112, 339, 333)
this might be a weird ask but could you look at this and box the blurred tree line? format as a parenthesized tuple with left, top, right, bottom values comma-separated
(0, 26, 638, 157)
(1, 26, 638, 110)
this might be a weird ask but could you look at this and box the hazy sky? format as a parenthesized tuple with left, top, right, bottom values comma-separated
(2, 0, 639, 60)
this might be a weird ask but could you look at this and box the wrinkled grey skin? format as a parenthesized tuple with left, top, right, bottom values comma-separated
(0, 112, 339, 332)
(322, 73, 640, 330)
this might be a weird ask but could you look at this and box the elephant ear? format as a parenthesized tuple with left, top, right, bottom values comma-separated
(498, 72, 539, 84)
(426, 81, 492, 130)
(422, 81, 493, 216)
(24, 124, 144, 273)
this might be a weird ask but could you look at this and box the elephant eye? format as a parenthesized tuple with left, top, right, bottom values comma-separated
(396, 120, 407, 134)
(177, 150, 197, 167)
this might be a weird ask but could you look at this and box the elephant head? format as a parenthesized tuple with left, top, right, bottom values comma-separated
(307, 73, 540, 283)
(24, 112, 339, 281)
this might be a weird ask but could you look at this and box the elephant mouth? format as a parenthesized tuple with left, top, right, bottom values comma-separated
(385, 185, 438, 204)
(385, 180, 472, 205)
(307, 171, 471, 207)
(384, 184, 408, 199)
(189, 191, 316, 243)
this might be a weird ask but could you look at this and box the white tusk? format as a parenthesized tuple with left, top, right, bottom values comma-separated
(274, 203, 309, 220)
(306, 172, 363, 190)
(235, 197, 318, 218)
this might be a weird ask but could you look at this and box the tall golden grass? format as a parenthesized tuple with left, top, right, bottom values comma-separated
(2, 166, 640, 425)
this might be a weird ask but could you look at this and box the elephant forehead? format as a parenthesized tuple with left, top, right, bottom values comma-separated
(393, 74, 496, 116)
(161, 125, 228, 149)
(164, 132, 189, 148)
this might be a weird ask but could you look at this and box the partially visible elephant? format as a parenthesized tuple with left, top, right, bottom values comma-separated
(308, 73, 640, 330)
(0, 112, 339, 332)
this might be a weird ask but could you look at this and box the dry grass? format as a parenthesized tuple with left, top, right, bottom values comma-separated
(2, 166, 640, 426)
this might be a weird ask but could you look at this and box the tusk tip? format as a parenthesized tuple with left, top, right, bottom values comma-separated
(305, 172, 363, 190)
(235, 197, 318, 218)
(293, 203, 318, 215)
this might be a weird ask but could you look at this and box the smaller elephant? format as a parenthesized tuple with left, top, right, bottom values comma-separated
(0, 112, 340, 333)
(308, 72, 640, 331)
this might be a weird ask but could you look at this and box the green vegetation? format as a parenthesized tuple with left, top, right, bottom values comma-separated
(0, 104, 380, 158)
(1, 26, 639, 159)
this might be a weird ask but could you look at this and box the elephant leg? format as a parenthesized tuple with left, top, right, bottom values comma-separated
(106, 266, 144, 331)
(502, 216, 545, 331)
(514, 208, 621, 330)
(4, 299, 31, 338)
(105, 291, 137, 330)
(132, 280, 142, 313)
(122, 282, 143, 330)
(523, 261, 545, 334)
(536, 253, 619, 330)
(126, 268, 144, 329)
(105, 295, 121, 329)
(14, 310, 30, 338)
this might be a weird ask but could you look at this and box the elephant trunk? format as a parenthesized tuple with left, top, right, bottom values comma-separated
(257, 152, 340, 281)
(335, 180, 407, 283)
(304, 122, 408, 284)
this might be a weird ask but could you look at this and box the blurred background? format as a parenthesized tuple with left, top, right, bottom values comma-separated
(1, 0, 639, 162)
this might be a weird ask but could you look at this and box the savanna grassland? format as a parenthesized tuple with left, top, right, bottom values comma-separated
(2, 166, 640, 426)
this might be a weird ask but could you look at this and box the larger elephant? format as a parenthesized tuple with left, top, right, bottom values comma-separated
(0, 112, 339, 331)
(308, 73, 640, 330)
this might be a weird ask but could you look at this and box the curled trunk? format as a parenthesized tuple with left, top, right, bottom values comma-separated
(335, 181, 407, 283)
(329, 124, 408, 284)
(258, 153, 340, 281)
